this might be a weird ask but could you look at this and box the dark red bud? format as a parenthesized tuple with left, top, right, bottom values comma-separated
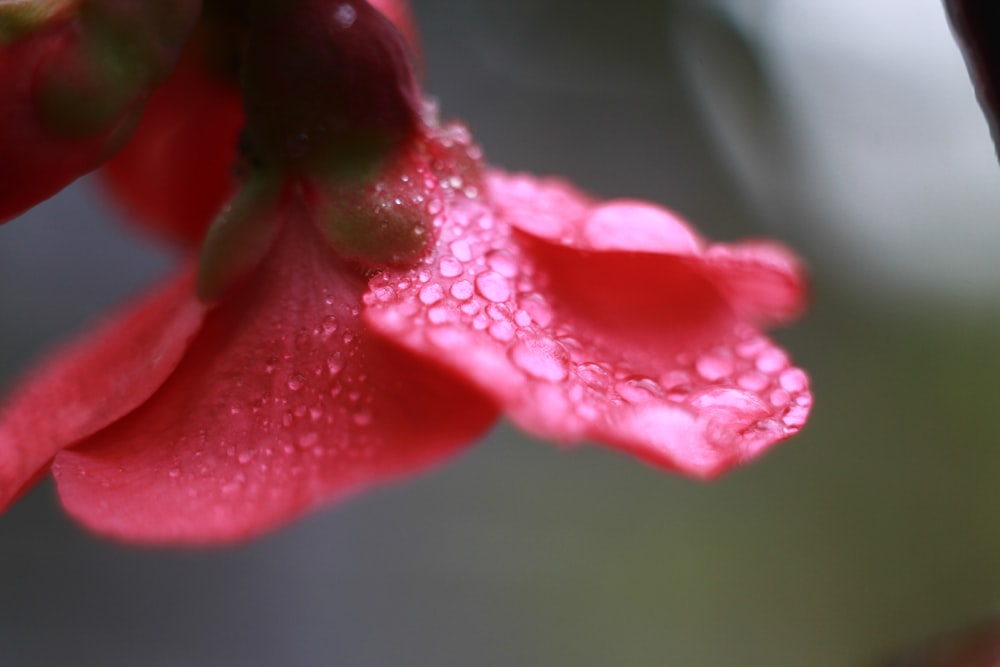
(242, 0, 421, 174)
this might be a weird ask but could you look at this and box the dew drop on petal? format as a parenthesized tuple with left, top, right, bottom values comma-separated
(418, 283, 444, 305)
(577, 362, 611, 390)
(509, 337, 570, 382)
(782, 404, 809, 428)
(737, 371, 770, 392)
(287, 374, 306, 391)
(518, 292, 553, 327)
(757, 349, 789, 374)
(769, 389, 791, 407)
(298, 432, 319, 449)
(489, 320, 516, 342)
(696, 349, 734, 382)
(779, 368, 808, 393)
(321, 315, 338, 336)
(486, 249, 518, 278)
(450, 240, 472, 262)
(352, 411, 373, 427)
(475, 271, 511, 302)
(616, 377, 664, 403)
(326, 355, 344, 376)
(450, 279, 474, 300)
(439, 256, 463, 278)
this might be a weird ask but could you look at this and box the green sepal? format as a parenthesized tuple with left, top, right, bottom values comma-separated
(197, 174, 283, 302)
(0, 0, 73, 44)
(37, 0, 200, 137)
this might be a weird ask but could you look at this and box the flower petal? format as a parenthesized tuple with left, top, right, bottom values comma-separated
(487, 172, 808, 326)
(365, 170, 811, 477)
(54, 208, 498, 544)
(0, 264, 206, 509)
(99, 22, 244, 246)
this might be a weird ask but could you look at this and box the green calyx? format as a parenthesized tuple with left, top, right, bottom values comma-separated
(0, 0, 74, 43)
(36, 0, 200, 138)
(197, 173, 283, 301)
(314, 179, 434, 267)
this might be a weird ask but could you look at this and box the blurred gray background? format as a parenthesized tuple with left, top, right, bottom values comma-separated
(4, 0, 1000, 665)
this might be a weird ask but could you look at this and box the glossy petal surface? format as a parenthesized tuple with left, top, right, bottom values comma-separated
(0, 266, 205, 509)
(54, 207, 498, 544)
(365, 168, 811, 478)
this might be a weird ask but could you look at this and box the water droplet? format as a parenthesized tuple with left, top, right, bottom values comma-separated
(439, 256, 463, 278)
(321, 315, 339, 336)
(486, 250, 518, 277)
(769, 389, 791, 407)
(428, 305, 451, 324)
(352, 411, 373, 427)
(737, 371, 770, 392)
(509, 337, 570, 382)
(309, 406, 323, 421)
(287, 374, 306, 391)
(475, 271, 511, 302)
(168, 468, 181, 479)
(736, 336, 767, 359)
(294, 405, 308, 418)
(426, 199, 443, 216)
(450, 240, 472, 261)
(450, 279, 474, 300)
(264, 356, 279, 374)
(298, 432, 319, 448)
(518, 292, 553, 327)
(326, 355, 344, 376)
(782, 404, 809, 428)
(757, 349, 789, 374)
(486, 303, 509, 321)
(489, 320, 516, 342)
(616, 377, 664, 403)
(577, 362, 611, 390)
(696, 349, 734, 381)
(237, 451, 253, 464)
(332, 3, 356, 28)
(779, 368, 808, 393)
(419, 283, 444, 305)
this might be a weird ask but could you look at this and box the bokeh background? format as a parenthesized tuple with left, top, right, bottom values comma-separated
(3, 0, 999, 664)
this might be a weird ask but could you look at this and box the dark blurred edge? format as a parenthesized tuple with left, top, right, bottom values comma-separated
(945, 0, 1000, 159)
(877, 616, 1000, 666)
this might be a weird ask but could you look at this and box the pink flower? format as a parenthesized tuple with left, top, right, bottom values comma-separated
(0, 0, 811, 544)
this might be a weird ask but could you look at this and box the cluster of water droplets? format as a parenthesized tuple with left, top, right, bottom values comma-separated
(131, 285, 391, 517)
(365, 151, 811, 463)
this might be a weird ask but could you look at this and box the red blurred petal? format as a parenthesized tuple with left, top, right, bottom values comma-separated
(54, 207, 498, 544)
(0, 22, 110, 223)
(365, 170, 811, 477)
(100, 26, 244, 245)
(0, 265, 206, 509)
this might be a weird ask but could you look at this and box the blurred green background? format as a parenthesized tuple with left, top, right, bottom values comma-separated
(3, 1, 1000, 665)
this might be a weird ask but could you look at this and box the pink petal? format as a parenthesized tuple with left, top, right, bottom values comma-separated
(365, 171, 811, 478)
(487, 172, 808, 326)
(54, 209, 498, 544)
(0, 265, 206, 509)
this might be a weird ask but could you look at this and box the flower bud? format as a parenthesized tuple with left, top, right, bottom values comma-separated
(242, 0, 421, 175)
